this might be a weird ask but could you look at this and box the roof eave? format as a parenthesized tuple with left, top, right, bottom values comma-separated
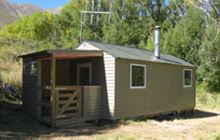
(18, 50, 49, 58)
(18, 49, 103, 59)
(116, 57, 195, 67)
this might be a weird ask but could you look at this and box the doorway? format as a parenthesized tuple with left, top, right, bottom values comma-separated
(77, 63, 92, 85)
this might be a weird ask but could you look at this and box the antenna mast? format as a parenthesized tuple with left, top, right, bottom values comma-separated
(80, 0, 113, 43)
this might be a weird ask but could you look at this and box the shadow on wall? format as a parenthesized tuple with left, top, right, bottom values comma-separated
(100, 57, 113, 120)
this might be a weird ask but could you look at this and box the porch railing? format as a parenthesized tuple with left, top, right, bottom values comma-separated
(40, 86, 82, 125)
(55, 86, 81, 119)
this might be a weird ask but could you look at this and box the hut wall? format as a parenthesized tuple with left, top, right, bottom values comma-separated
(22, 58, 38, 117)
(114, 58, 195, 119)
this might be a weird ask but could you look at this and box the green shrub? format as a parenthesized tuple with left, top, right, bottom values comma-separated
(196, 84, 220, 109)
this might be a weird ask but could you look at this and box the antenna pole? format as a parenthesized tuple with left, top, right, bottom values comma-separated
(81, 11, 111, 14)
(80, 12, 83, 43)
(79, 0, 112, 42)
(90, 0, 95, 24)
(108, 0, 113, 23)
(96, 0, 101, 25)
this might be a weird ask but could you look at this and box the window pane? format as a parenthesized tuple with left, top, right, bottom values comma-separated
(79, 67, 90, 85)
(184, 70, 192, 86)
(132, 65, 145, 87)
(30, 62, 37, 75)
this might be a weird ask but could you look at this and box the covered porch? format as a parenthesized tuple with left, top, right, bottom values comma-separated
(33, 50, 104, 127)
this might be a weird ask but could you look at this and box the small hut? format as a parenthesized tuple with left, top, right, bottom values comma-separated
(19, 40, 195, 127)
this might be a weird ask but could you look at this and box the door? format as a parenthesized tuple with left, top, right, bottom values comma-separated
(77, 63, 92, 85)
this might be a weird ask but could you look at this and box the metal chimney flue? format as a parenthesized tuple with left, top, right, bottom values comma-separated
(154, 26, 160, 59)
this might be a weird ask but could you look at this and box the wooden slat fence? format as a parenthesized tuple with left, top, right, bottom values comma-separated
(39, 86, 82, 122)
(55, 86, 81, 119)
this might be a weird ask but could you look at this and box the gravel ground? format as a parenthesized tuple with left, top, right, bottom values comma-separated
(0, 101, 220, 140)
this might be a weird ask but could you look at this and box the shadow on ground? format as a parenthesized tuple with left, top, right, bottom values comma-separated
(0, 101, 48, 140)
(0, 100, 219, 139)
(152, 109, 220, 122)
(0, 100, 120, 140)
(115, 109, 220, 126)
(192, 109, 219, 118)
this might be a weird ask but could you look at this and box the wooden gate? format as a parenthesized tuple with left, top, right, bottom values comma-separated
(55, 86, 81, 120)
(39, 86, 82, 126)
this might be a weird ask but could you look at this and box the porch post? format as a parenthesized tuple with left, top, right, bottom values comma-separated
(50, 55, 56, 127)
(37, 60, 42, 120)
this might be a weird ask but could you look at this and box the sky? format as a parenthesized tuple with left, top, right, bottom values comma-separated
(9, 0, 170, 10)
(9, 0, 69, 9)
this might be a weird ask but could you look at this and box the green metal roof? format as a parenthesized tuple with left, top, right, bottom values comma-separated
(86, 41, 195, 67)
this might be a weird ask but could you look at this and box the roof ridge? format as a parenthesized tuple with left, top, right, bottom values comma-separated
(88, 41, 192, 58)
(87, 40, 153, 52)
(86, 41, 194, 67)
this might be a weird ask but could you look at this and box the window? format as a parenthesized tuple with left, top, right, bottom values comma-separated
(24, 61, 37, 76)
(130, 64, 146, 89)
(30, 61, 37, 76)
(183, 69, 192, 87)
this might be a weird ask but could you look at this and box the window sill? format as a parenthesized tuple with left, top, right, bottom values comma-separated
(183, 85, 192, 88)
(130, 86, 146, 89)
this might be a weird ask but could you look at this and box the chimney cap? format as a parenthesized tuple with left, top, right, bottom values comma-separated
(155, 26, 160, 29)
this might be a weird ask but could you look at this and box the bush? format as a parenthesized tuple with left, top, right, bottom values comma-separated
(196, 84, 220, 109)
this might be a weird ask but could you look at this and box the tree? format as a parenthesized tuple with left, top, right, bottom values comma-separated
(0, 12, 55, 41)
(102, 0, 171, 48)
(162, 6, 204, 65)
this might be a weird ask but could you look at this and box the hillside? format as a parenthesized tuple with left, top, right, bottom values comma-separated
(0, 0, 42, 28)
(0, 1, 220, 139)
(47, 7, 62, 15)
(0, 0, 220, 93)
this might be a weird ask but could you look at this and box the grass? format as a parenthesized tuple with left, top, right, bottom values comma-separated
(119, 118, 149, 126)
(201, 134, 220, 140)
(0, 40, 35, 101)
(0, 85, 220, 140)
(0, 38, 220, 139)
(0, 60, 22, 89)
(199, 128, 220, 140)
(196, 84, 220, 109)
(0, 38, 60, 91)
(97, 135, 136, 140)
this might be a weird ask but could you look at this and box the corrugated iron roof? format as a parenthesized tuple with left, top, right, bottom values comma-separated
(86, 41, 194, 67)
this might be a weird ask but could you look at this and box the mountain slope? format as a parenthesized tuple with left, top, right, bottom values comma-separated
(47, 7, 62, 15)
(12, 3, 42, 17)
(0, 0, 42, 28)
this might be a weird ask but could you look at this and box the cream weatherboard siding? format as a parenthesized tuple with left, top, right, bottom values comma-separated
(77, 42, 101, 50)
(83, 86, 102, 120)
(102, 52, 115, 119)
(76, 43, 116, 119)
